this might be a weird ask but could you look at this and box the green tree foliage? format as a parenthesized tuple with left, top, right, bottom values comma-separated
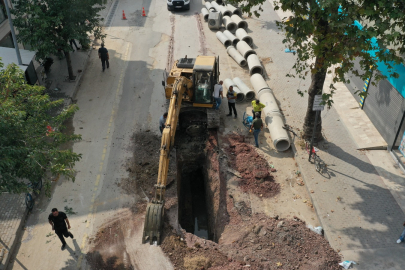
(229, 0, 405, 140)
(12, 0, 106, 80)
(0, 61, 82, 194)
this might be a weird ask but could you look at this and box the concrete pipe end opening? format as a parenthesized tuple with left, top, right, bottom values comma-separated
(232, 38, 240, 46)
(224, 11, 233, 17)
(238, 21, 248, 30)
(274, 138, 291, 152)
(227, 23, 237, 33)
(245, 50, 256, 59)
(224, 40, 232, 47)
(249, 66, 263, 75)
(240, 59, 247, 67)
(236, 93, 245, 102)
(233, 10, 242, 17)
(243, 36, 253, 47)
(245, 91, 255, 101)
(216, 0, 223, 4)
(204, 14, 209, 21)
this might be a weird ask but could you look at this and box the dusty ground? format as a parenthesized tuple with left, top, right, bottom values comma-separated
(86, 130, 341, 270)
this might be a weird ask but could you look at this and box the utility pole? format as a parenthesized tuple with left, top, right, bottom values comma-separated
(4, 0, 22, 65)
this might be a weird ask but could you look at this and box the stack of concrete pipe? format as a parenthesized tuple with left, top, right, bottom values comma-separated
(205, 2, 215, 11)
(217, 5, 233, 17)
(247, 54, 264, 75)
(216, 31, 232, 47)
(222, 16, 237, 33)
(233, 77, 255, 101)
(236, 40, 256, 59)
(231, 15, 248, 30)
(226, 46, 247, 67)
(223, 30, 240, 46)
(226, 4, 242, 16)
(199, 2, 290, 151)
(235, 28, 253, 46)
(223, 78, 245, 102)
(250, 74, 290, 151)
(201, 8, 209, 21)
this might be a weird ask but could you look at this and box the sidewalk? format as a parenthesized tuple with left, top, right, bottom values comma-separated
(256, 1, 405, 269)
(0, 50, 92, 270)
(0, 2, 114, 268)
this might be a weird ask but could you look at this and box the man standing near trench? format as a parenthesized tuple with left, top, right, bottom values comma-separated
(251, 112, 263, 148)
(226, 86, 237, 118)
(213, 80, 223, 110)
(48, 208, 74, 250)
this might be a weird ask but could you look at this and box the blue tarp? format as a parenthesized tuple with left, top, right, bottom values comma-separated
(354, 20, 405, 98)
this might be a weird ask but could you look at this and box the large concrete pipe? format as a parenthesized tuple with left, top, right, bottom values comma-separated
(231, 14, 248, 30)
(236, 40, 256, 59)
(235, 28, 253, 47)
(201, 8, 209, 21)
(226, 46, 247, 67)
(257, 88, 279, 113)
(205, 2, 215, 11)
(263, 110, 290, 151)
(216, 5, 233, 17)
(223, 78, 245, 102)
(247, 54, 264, 75)
(210, 1, 221, 12)
(222, 16, 237, 33)
(233, 77, 255, 101)
(226, 4, 242, 17)
(250, 73, 270, 94)
(216, 31, 232, 47)
(223, 30, 240, 46)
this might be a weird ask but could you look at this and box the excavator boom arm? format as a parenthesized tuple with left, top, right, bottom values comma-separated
(143, 76, 192, 245)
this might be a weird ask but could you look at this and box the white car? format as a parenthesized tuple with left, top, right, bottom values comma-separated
(167, 0, 190, 11)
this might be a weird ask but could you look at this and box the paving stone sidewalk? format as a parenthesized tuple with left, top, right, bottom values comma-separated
(252, 1, 405, 269)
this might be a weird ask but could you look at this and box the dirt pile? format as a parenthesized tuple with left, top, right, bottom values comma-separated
(223, 134, 280, 198)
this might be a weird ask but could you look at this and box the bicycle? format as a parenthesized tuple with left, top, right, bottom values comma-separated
(25, 179, 43, 210)
(305, 141, 327, 174)
(283, 125, 327, 174)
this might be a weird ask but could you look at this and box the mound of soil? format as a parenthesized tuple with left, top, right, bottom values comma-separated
(223, 134, 280, 198)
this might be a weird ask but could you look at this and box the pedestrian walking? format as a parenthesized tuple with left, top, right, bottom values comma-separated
(213, 80, 223, 110)
(396, 221, 405, 243)
(252, 99, 265, 120)
(48, 208, 74, 250)
(98, 43, 109, 72)
(159, 112, 168, 133)
(250, 112, 263, 148)
(70, 39, 80, 51)
(226, 86, 237, 118)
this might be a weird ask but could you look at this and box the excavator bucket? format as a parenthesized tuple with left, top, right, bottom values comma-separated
(142, 202, 165, 245)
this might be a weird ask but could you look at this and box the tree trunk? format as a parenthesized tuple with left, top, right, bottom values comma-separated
(64, 51, 75, 80)
(302, 56, 327, 141)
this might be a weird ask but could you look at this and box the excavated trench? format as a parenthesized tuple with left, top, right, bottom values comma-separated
(175, 111, 223, 242)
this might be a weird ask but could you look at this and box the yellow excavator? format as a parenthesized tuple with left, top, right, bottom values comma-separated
(142, 55, 220, 244)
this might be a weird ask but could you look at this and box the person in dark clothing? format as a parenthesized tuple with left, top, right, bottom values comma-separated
(48, 208, 73, 250)
(98, 43, 109, 71)
(250, 112, 263, 148)
(226, 86, 237, 118)
(70, 39, 80, 51)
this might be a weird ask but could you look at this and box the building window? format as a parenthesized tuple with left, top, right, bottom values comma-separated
(0, 0, 8, 25)
(0, 32, 14, 48)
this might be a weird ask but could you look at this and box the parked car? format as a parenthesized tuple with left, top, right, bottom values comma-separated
(167, 0, 190, 11)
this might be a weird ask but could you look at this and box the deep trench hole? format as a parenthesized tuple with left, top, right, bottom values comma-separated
(179, 163, 211, 240)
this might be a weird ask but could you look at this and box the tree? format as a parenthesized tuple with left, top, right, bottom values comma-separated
(230, 0, 405, 140)
(12, 0, 106, 80)
(0, 61, 82, 195)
